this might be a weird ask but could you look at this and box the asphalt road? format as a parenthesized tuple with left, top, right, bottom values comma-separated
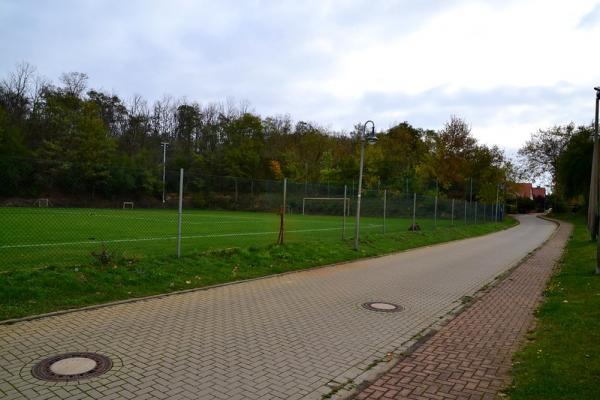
(0, 215, 556, 400)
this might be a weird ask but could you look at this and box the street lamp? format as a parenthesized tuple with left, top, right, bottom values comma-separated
(161, 142, 169, 204)
(354, 120, 377, 250)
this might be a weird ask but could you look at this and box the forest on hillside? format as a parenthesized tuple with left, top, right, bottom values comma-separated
(0, 62, 512, 204)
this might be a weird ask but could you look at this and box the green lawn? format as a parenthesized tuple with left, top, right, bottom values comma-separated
(0, 206, 514, 321)
(508, 215, 600, 399)
(0, 207, 459, 271)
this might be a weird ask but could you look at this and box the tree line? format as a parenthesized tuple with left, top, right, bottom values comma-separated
(0, 62, 511, 203)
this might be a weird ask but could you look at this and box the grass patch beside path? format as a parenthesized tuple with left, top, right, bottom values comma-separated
(508, 215, 600, 399)
(0, 218, 515, 321)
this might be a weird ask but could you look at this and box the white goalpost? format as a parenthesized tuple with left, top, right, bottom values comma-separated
(34, 198, 50, 207)
(122, 201, 134, 209)
(302, 197, 350, 216)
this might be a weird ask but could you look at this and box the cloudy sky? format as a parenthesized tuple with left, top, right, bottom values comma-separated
(1, 0, 600, 154)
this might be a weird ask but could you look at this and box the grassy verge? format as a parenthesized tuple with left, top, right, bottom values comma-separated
(508, 214, 600, 399)
(0, 218, 516, 321)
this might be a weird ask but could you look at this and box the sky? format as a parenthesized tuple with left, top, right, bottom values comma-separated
(1, 0, 600, 155)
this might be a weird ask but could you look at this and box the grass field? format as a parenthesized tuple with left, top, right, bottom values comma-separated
(508, 214, 600, 399)
(0, 206, 513, 320)
(0, 207, 457, 271)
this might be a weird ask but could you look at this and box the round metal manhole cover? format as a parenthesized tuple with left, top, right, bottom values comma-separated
(362, 302, 404, 313)
(32, 352, 112, 382)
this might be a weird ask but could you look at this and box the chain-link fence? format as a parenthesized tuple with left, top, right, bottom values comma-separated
(0, 167, 505, 271)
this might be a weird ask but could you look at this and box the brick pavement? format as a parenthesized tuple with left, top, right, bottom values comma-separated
(354, 219, 571, 400)
(0, 215, 556, 400)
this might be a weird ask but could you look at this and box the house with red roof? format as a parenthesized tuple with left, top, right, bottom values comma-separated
(514, 183, 533, 199)
(532, 186, 546, 200)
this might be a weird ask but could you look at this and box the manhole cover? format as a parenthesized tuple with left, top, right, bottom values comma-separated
(362, 302, 403, 313)
(32, 352, 112, 382)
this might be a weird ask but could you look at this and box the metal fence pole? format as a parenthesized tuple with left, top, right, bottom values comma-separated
(434, 194, 438, 229)
(412, 192, 417, 228)
(343, 185, 347, 239)
(177, 168, 184, 258)
(483, 203, 486, 222)
(464, 199, 467, 224)
(474, 201, 478, 224)
(494, 186, 499, 223)
(282, 178, 287, 242)
(451, 199, 455, 226)
(383, 189, 387, 234)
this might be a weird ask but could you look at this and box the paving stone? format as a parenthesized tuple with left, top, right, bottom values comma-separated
(355, 218, 570, 399)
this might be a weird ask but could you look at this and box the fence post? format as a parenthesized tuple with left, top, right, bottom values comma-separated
(495, 185, 500, 223)
(283, 177, 287, 238)
(343, 185, 347, 239)
(434, 194, 438, 229)
(412, 192, 417, 228)
(483, 203, 486, 222)
(451, 199, 455, 226)
(234, 178, 238, 203)
(464, 199, 467, 224)
(177, 168, 184, 258)
(474, 201, 478, 224)
(383, 189, 387, 234)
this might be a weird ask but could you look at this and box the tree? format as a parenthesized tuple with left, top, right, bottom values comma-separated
(59, 72, 88, 97)
(556, 125, 593, 201)
(518, 124, 576, 189)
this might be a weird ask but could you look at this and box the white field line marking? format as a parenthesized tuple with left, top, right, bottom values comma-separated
(5, 209, 265, 221)
(1, 224, 383, 249)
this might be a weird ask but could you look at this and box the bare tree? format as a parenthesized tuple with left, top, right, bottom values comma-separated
(1, 61, 36, 98)
(59, 72, 88, 97)
(0, 61, 36, 118)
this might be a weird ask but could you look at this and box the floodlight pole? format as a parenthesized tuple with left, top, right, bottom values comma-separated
(354, 120, 375, 250)
(595, 87, 600, 274)
(161, 142, 169, 204)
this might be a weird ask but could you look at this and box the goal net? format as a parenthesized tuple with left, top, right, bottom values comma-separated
(302, 197, 350, 216)
(122, 201, 134, 209)
(34, 198, 50, 207)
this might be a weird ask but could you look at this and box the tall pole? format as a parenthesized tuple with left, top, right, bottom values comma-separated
(343, 185, 347, 239)
(595, 87, 600, 274)
(354, 138, 366, 250)
(177, 168, 183, 257)
(383, 189, 387, 234)
(412, 192, 417, 229)
(355, 120, 375, 250)
(495, 185, 500, 223)
(161, 142, 169, 204)
(469, 177, 473, 223)
(304, 162, 308, 196)
(434, 180, 438, 229)
(282, 178, 287, 243)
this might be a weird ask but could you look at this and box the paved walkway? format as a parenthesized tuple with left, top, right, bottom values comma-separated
(354, 219, 571, 400)
(0, 215, 555, 400)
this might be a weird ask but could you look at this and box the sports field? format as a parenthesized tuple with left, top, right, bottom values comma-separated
(0, 207, 460, 271)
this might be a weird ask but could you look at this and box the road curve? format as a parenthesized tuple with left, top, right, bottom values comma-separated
(0, 215, 556, 400)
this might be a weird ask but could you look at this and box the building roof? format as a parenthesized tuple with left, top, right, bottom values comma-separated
(532, 186, 546, 198)
(514, 183, 533, 199)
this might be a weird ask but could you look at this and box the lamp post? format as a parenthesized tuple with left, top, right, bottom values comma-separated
(354, 120, 377, 250)
(161, 142, 169, 204)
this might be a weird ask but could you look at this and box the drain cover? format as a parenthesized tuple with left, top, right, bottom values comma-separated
(362, 302, 403, 313)
(32, 352, 112, 382)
